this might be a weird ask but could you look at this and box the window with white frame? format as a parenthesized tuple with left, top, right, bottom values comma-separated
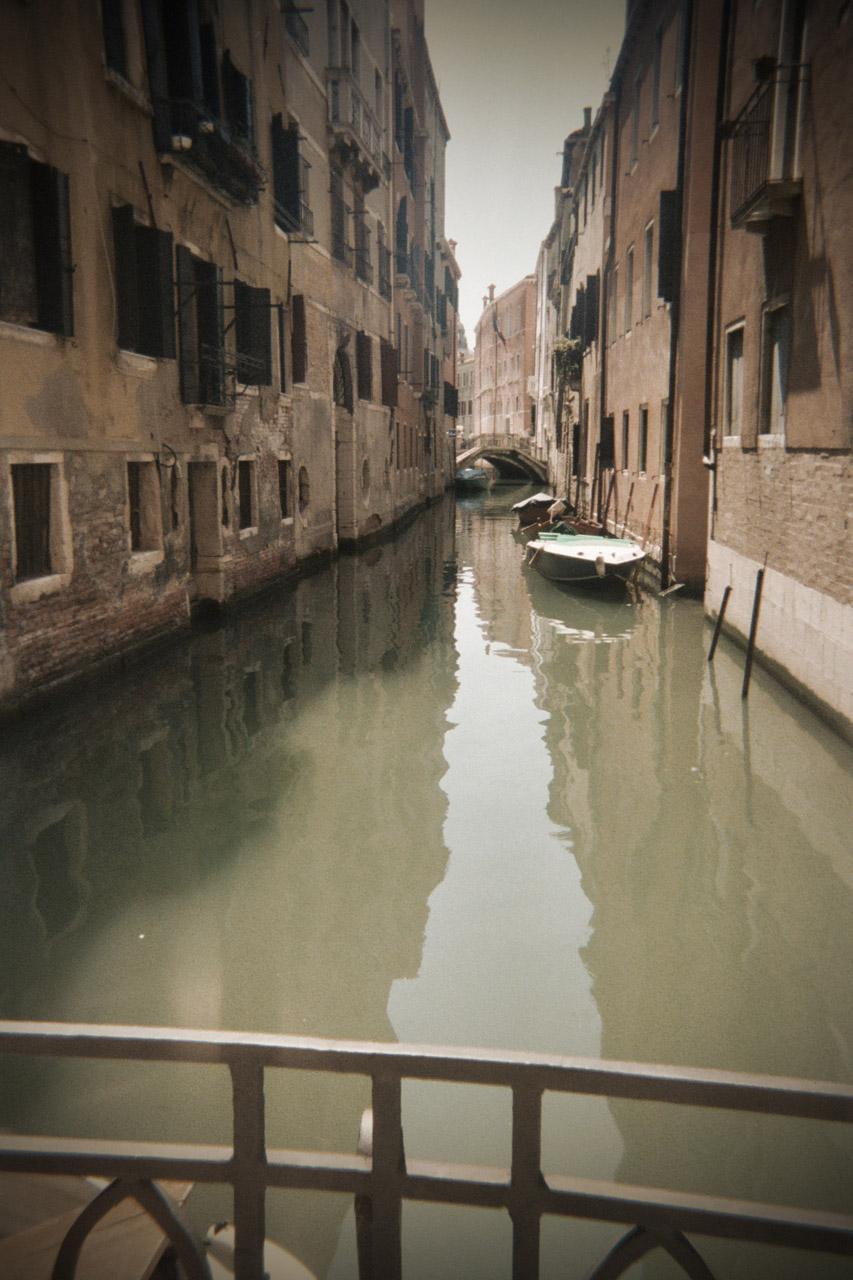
(724, 324, 744, 436)
(10, 458, 72, 584)
(760, 304, 790, 436)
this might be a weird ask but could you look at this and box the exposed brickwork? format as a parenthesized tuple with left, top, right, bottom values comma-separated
(715, 445, 853, 607)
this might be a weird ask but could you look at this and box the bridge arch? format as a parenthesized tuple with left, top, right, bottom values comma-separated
(456, 434, 549, 483)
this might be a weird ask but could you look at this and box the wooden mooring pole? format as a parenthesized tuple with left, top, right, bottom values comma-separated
(707, 585, 731, 662)
(741, 559, 767, 699)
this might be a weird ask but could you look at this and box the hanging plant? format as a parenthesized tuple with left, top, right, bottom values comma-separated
(553, 336, 582, 385)
(421, 388, 439, 411)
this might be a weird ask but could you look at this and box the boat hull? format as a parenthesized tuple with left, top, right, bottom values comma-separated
(525, 533, 644, 583)
(455, 468, 491, 492)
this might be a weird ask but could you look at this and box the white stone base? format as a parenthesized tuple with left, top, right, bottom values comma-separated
(705, 539, 853, 740)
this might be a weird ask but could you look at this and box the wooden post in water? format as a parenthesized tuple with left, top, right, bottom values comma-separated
(621, 482, 635, 537)
(602, 471, 616, 531)
(641, 482, 659, 550)
(742, 560, 767, 698)
(708, 585, 731, 661)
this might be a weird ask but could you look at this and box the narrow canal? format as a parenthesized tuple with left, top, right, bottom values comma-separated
(1, 487, 851, 1278)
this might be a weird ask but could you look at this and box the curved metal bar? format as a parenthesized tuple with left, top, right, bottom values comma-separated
(50, 1176, 211, 1280)
(588, 1224, 717, 1280)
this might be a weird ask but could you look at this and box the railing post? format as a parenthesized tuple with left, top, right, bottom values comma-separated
(230, 1056, 267, 1280)
(370, 1072, 404, 1280)
(510, 1083, 543, 1280)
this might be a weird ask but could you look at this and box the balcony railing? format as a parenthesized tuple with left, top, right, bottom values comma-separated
(280, 2, 309, 57)
(273, 196, 314, 239)
(157, 99, 265, 206)
(326, 68, 383, 183)
(727, 65, 806, 226)
(1, 1021, 851, 1280)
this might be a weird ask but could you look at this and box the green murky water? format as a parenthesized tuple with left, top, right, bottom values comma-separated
(1, 487, 851, 1278)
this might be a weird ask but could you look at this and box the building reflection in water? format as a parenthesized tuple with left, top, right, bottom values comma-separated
(0, 488, 851, 1279)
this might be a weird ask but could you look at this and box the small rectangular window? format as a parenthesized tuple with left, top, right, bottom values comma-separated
(234, 280, 272, 385)
(642, 223, 654, 318)
(112, 205, 175, 358)
(127, 460, 162, 552)
(622, 411, 630, 470)
(291, 294, 307, 383)
(631, 76, 642, 165)
(356, 330, 373, 400)
(725, 325, 744, 436)
(761, 305, 790, 435)
(639, 405, 649, 472)
(624, 246, 634, 332)
(0, 144, 74, 335)
(381, 339, 398, 408)
(238, 458, 255, 530)
(12, 463, 52, 580)
(651, 26, 662, 131)
(278, 458, 291, 519)
(176, 247, 225, 406)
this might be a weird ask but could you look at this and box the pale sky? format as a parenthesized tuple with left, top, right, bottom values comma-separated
(424, 0, 627, 346)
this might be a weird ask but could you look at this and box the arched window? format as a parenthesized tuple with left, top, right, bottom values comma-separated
(333, 347, 353, 412)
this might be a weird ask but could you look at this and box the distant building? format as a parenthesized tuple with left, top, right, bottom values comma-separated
(474, 277, 536, 439)
(457, 351, 475, 441)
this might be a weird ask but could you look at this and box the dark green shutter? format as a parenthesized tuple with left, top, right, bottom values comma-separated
(0, 142, 37, 324)
(112, 204, 139, 351)
(236, 282, 271, 385)
(176, 244, 198, 402)
(658, 189, 680, 302)
(30, 163, 73, 336)
(137, 224, 175, 358)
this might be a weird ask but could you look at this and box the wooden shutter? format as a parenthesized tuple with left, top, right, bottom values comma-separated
(235, 281, 271, 385)
(658, 189, 679, 303)
(356, 331, 372, 400)
(272, 114, 300, 230)
(290, 294, 307, 383)
(380, 338, 398, 408)
(176, 244, 199, 403)
(30, 162, 74, 335)
(112, 204, 139, 351)
(443, 381, 458, 417)
(0, 142, 37, 324)
(584, 272, 599, 346)
(139, 226, 176, 358)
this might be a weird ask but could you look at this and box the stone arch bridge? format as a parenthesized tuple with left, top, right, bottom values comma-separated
(456, 434, 549, 483)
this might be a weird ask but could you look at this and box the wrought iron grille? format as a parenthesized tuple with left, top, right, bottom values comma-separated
(0, 1022, 851, 1280)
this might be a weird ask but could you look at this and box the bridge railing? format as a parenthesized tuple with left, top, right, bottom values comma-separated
(1, 1021, 852, 1280)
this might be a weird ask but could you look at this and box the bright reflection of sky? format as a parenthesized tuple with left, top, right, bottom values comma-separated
(425, 0, 627, 342)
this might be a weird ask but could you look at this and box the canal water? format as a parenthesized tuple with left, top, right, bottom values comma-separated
(0, 486, 851, 1279)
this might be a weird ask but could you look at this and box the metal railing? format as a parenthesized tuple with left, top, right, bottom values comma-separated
(326, 68, 383, 168)
(280, 2, 309, 56)
(157, 99, 265, 206)
(727, 64, 807, 221)
(1, 1022, 851, 1280)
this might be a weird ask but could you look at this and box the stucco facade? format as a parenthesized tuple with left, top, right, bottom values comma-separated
(473, 276, 536, 440)
(0, 0, 456, 710)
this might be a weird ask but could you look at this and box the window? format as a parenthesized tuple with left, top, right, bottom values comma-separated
(101, 0, 127, 77)
(724, 325, 744, 436)
(0, 144, 73, 335)
(404, 106, 416, 190)
(11, 463, 52, 581)
(658, 190, 679, 303)
(291, 295, 307, 383)
(330, 165, 349, 265)
(631, 76, 642, 165)
(112, 205, 175, 358)
(176, 246, 225, 406)
(127, 460, 162, 552)
(353, 190, 372, 283)
(638, 405, 649, 472)
(624, 245, 634, 332)
(356, 330, 373, 400)
(651, 26, 662, 132)
(278, 458, 292, 519)
(221, 50, 254, 147)
(333, 347, 353, 411)
(642, 222, 654, 318)
(761, 305, 790, 435)
(622, 411, 630, 470)
(277, 302, 287, 392)
(271, 115, 312, 235)
(237, 458, 255, 530)
(380, 339, 398, 408)
(234, 280, 272, 385)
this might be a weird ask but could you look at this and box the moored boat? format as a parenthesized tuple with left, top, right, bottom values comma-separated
(511, 492, 555, 526)
(454, 466, 491, 492)
(524, 523, 645, 584)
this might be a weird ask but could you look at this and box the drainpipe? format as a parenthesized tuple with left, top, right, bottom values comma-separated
(704, 0, 736, 540)
(660, 0, 693, 590)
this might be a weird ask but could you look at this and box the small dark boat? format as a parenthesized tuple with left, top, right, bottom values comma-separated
(454, 467, 491, 492)
(511, 492, 555, 527)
